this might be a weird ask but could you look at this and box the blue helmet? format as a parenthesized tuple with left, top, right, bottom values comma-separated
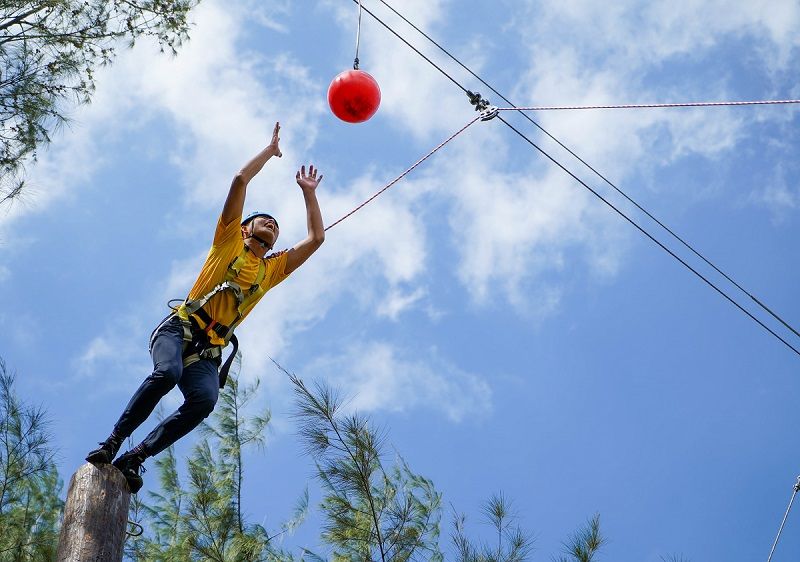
(241, 211, 278, 229)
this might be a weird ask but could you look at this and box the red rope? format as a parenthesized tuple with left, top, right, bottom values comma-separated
(500, 99, 800, 112)
(325, 115, 481, 231)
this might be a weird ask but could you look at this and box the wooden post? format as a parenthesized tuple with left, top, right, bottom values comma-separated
(56, 463, 131, 562)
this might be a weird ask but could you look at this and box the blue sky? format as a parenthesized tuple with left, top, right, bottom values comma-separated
(2, 0, 800, 559)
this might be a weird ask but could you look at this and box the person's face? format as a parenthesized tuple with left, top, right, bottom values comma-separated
(250, 216, 279, 247)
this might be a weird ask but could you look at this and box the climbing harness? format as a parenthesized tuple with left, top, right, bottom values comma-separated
(766, 475, 800, 562)
(152, 245, 271, 388)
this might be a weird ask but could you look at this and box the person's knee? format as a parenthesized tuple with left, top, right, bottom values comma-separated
(194, 395, 217, 419)
(150, 358, 182, 387)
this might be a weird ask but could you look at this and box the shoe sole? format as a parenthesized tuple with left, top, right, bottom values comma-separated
(122, 473, 143, 494)
(86, 450, 112, 464)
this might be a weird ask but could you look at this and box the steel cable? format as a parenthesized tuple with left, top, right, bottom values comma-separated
(349, 0, 800, 351)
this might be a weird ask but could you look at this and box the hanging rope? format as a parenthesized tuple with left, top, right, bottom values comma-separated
(353, 0, 363, 69)
(347, 0, 468, 94)
(325, 115, 480, 231)
(767, 475, 800, 562)
(499, 99, 800, 112)
(348, 0, 800, 356)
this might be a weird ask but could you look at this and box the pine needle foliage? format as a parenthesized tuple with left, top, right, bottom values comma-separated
(284, 364, 443, 562)
(126, 360, 304, 562)
(0, 357, 63, 561)
(451, 493, 534, 562)
(0, 0, 199, 205)
(555, 514, 605, 562)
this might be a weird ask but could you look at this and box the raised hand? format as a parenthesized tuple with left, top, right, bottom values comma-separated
(296, 164, 323, 191)
(267, 122, 282, 158)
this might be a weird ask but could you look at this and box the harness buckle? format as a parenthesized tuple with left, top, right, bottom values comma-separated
(199, 346, 222, 360)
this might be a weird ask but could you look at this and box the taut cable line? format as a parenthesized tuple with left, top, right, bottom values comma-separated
(766, 475, 800, 562)
(325, 115, 481, 231)
(499, 99, 800, 111)
(496, 115, 800, 358)
(350, 0, 800, 350)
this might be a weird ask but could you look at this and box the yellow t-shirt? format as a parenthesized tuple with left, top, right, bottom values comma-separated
(179, 214, 290, 345)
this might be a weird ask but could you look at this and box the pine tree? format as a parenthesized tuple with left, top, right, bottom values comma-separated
(127, 357, 307, 562)
(0, 357, 63, 561)
(0, 0, 199, 205)
(287, 364, 604, 562)
(287, 367, 443, 562)
(451, 493, 534, 562)
(554, 514, 605, 562)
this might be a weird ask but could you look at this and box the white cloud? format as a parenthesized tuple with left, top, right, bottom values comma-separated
(2, 313, 39, 350)
(75, 336, 115, 377)
(377, 287, 426, 320)
(46, 0, 799, 419)
(750, 164, 799, 222)
(305, 341, 492, 422)
(232, 167, 433, 387)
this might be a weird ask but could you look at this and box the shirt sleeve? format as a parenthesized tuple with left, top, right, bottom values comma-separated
(265, 250, 291, 289)
(213, 214, 242, 247)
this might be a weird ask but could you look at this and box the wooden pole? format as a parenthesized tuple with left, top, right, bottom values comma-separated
(56, 463, 131, 562)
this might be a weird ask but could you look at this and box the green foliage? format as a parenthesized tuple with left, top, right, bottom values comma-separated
(451, 493, 534, 562)
(0, 0, 199, 205)
(286, 365, 443, 562)
(555, 514, 605, 562)
(127, 360, 306, 562)
(0, 357, 63, 561)
(124, 359, 684, 562)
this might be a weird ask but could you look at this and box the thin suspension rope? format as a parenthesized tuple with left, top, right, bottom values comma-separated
(347, 0, 468, 94)
(325, 115, 481, 231)
(499, 99, 800, 111)
(353, 0, 363, 69)
(497, 114, 800, 357)
(358, 0, 800, 345)
(766, 475, 800, 562)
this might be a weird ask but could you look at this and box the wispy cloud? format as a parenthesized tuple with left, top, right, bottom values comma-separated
(23, 0, 797, 422)
(305, 341, 493, 422)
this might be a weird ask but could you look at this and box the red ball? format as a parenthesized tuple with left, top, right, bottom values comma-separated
(328, 69, 381, 123)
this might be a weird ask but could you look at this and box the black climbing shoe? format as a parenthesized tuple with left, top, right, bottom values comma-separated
(85, 434, 123, 465)
(112, 449, 147, 494)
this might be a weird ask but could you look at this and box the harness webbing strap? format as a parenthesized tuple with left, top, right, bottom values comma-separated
(173, 245, 269, 387)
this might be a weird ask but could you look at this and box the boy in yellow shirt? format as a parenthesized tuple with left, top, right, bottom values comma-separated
(86, 123, 324, 492)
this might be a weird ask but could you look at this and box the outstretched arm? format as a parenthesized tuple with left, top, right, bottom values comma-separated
(285, 165, 325, 274)
(221, 122, 282, 225)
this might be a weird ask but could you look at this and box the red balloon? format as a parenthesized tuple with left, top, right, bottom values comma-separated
(328, 69, 381, 123)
